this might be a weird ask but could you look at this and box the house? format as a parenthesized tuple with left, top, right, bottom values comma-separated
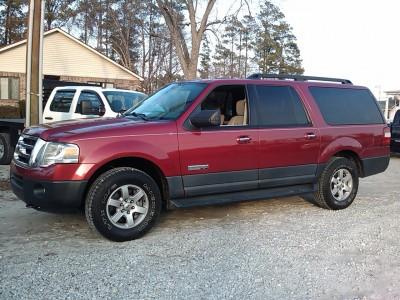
(379, 91, 400, 122)
(0, 28, 143, 112)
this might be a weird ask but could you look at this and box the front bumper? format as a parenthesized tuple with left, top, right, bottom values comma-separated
(10, 171, 87, 212)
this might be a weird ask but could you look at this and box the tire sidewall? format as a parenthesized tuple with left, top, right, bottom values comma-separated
(87, 168, 161, 241)
(0, 133, 11, 165)
(322, 158, 359, 209)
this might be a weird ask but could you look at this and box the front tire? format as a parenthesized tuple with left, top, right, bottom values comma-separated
(85, 167, 162, 242)
(0, 133, 13, 165)
(314, 157, 359, 210)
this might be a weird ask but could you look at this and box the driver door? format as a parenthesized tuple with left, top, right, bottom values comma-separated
(177, 85, 259, 198)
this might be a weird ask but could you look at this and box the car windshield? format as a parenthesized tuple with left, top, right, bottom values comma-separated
(124, 82, 207, 120)
(103, 91, 147, 112)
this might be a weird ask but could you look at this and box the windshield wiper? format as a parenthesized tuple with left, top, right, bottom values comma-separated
(129, 112, 150, 121)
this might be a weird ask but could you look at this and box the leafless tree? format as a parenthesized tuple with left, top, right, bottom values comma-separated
(156, 0, 216, 79)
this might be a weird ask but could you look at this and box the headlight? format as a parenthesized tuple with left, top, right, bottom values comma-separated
(30, 138, 79, 167)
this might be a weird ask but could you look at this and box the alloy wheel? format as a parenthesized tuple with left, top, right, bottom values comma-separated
(106, 184, 149, 229)
(330, 168, 353, 201)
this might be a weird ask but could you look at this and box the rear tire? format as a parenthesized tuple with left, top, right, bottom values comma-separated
(0, 133, 13, 165)
(85, 167, 162, 242)
(314, 157, 359, 210)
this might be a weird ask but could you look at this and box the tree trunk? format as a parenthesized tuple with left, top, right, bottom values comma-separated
(156, 0, 216, 80)
(244, 37, 248, 77)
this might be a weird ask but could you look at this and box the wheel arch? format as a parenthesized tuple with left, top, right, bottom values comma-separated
(319, 137, 365, 176)
(332, 150, 364, 177)
(83, 156, 170, 208)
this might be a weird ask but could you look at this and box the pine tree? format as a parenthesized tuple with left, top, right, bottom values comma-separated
(44, 0, 76, 31)
(0, 0, 28, 46)
(241, 15, 257, 77)
(222, 16, 239, 78)
(199, 36, 211, 79)
(255, 1, 303, 75)
(213, 42, 230, 78)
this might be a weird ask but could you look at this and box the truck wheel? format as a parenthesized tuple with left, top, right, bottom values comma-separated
(85, 167, 162, 242)
(314, 157, 359, 210)
(0, 133, 13, 165)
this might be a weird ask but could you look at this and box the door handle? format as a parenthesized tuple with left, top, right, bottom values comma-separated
(44, 117, 53, 120)
(305, 133, 317, 140)
(236, 136, 252, 144)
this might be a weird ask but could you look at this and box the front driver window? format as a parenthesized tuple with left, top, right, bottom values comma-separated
(76, 91, 103, 115)
(200, 85, 248, 126)
(125, 82, 207, 120)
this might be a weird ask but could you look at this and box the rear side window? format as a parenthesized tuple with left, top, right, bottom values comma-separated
(310, 87, 384, 125)
(50, 90, 75, 112)
(254, 85, 310, 127)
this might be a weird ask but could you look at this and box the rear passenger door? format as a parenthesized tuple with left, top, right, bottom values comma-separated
(249, 84, 320, 188)
(43, 89, 76, 122)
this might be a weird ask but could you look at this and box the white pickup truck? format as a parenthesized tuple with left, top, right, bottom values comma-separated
(0, 86, 146, 164)
(43, 86, 147, 123)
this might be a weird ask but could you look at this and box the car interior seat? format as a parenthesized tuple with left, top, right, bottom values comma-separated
(227, 99, 247, 126)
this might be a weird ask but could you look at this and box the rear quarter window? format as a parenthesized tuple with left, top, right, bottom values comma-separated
(309, 87, 384, 125)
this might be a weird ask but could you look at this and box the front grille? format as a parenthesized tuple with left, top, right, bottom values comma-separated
(14, 135, 38, 166)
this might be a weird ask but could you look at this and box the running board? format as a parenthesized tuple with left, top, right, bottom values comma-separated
(170, 184, 315, 208)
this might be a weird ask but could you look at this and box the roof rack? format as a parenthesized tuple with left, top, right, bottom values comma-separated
(246, 73, 352, 85)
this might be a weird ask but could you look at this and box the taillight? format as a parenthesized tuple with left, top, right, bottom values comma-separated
(383, 127, 391, 146)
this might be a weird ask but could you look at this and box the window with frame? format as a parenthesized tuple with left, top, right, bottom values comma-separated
(254, 85, 310, 127)
(0, 77, 20, 100)
(50, 90, 75, 112)
(103, 91, 147, 112)
(200, 85, 248, 126)
(76, 91, 103, 115)
(309, 87, 385, 125)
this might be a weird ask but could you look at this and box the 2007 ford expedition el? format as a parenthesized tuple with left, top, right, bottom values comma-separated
(11, 74, 390, 241)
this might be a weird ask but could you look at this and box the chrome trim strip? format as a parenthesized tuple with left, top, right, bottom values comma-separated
(188, 164, 209, 171)
(13, 134, 39, 167)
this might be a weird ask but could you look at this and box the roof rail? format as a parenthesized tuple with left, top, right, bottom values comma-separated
(246, 73, 353, 85)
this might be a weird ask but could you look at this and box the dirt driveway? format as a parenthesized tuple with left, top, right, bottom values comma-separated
(1, 158, 400, 299)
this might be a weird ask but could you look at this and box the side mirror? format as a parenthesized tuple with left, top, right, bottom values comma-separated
(190, 109, 221, 128)
(80, 100, 93, 115)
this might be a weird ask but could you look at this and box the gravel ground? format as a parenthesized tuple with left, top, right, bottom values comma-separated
(0, 158, 400, 300)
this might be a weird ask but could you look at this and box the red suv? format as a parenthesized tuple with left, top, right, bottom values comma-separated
(10, 74, 390, 241)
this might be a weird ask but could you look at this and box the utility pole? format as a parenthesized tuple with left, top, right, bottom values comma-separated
(25, 0, 44, 127)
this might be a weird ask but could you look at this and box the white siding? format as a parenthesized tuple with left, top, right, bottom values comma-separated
(0, 43, 26, 73)
(0, 31, 136, 81)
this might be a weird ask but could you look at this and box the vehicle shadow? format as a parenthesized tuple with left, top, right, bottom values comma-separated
(0, 193, 317, 244)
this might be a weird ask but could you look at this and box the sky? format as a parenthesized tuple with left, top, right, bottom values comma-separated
(274, 0, 400, 99)
(215, 0, 399, 99)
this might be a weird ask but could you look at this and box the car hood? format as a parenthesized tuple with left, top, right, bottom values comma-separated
(23, 117, 165, 142)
